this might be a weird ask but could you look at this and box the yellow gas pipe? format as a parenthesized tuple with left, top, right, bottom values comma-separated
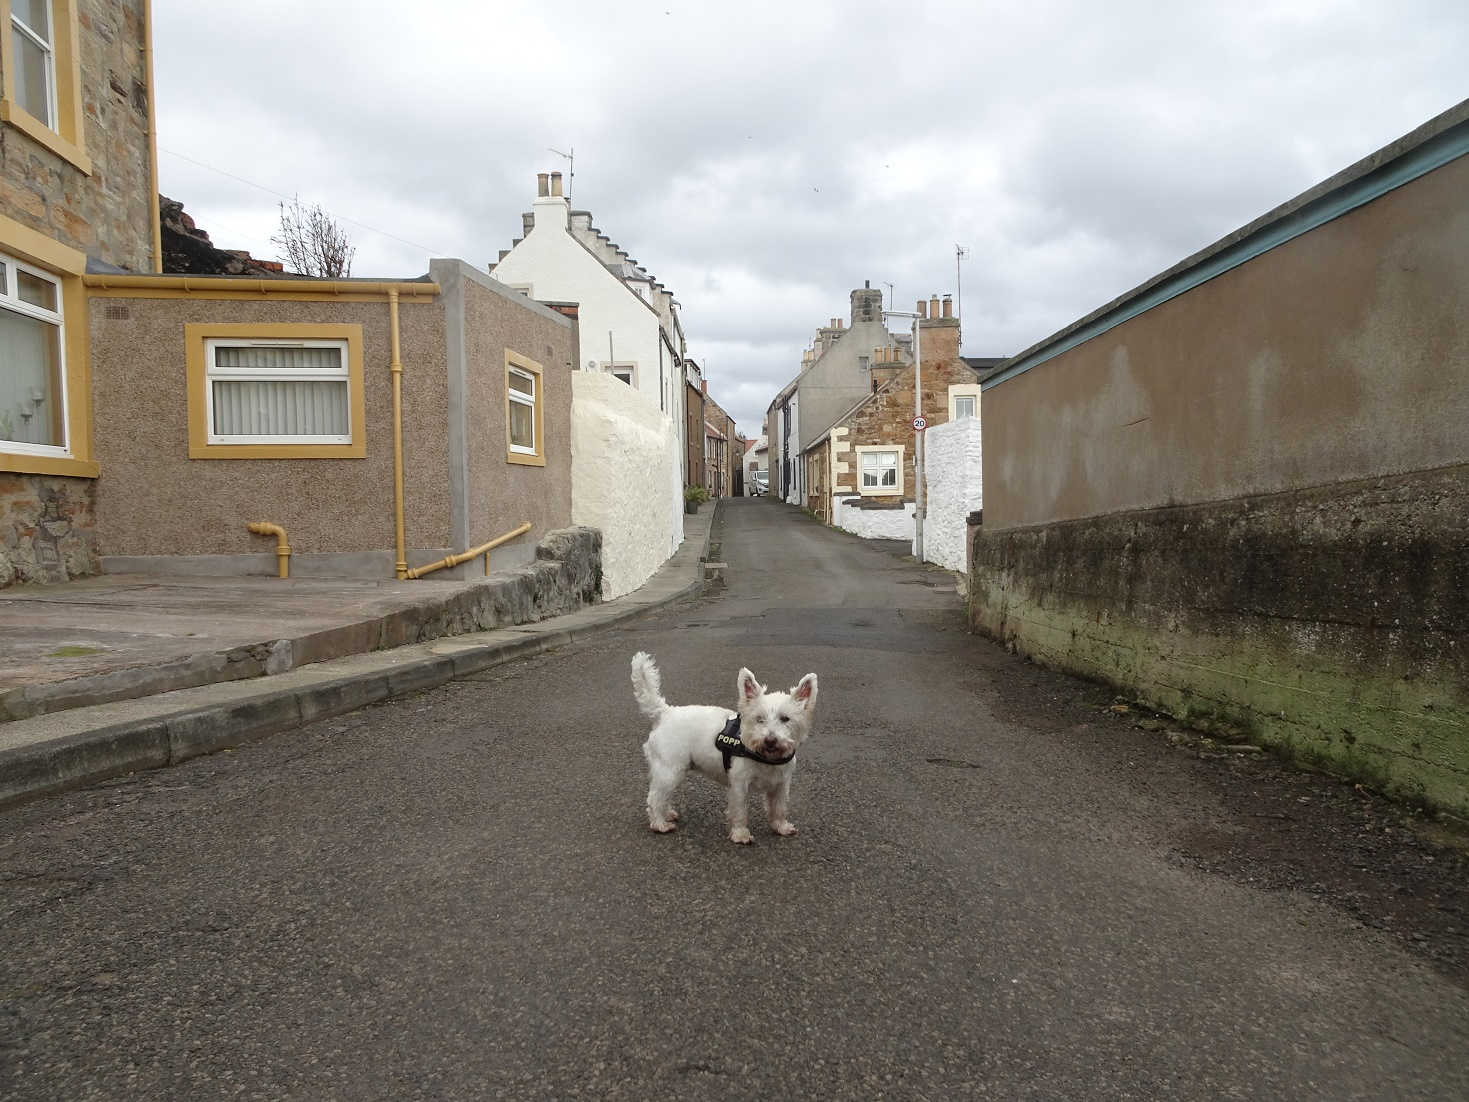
(389, 289, 408, 579)
(247, 522, 291, 578)
(405, 522, 532, 580)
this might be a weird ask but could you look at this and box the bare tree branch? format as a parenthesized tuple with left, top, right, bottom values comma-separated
(272, 196, 355, 278)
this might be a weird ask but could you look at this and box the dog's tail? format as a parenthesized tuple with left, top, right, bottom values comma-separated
(630, 651, 668, 721)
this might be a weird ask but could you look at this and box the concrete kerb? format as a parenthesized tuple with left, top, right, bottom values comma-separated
(0, 509, 716, 810)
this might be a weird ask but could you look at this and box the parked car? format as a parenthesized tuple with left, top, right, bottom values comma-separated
(750, 472, 769, 496)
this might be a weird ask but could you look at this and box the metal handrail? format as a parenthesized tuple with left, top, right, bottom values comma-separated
(404, 522, 533, 580)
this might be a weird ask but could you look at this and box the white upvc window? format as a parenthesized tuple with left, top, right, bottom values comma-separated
(9, 0, 57, 129)
(204, 338, 351, 444)
(953, 395, 976, 419)
(605, 362, 636, 387)
(508, 366, 537, 454)
(0, 250, 67, 455)
(855, 444, 904, 496)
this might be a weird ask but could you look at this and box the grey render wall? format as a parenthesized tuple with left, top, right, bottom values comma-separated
(795, 317, 899, 453)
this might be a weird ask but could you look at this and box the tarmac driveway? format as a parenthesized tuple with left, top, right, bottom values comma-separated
(2, 497, 1466, 1099)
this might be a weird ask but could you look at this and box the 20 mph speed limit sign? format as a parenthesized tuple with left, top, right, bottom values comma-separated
(912, 416, 927, 431)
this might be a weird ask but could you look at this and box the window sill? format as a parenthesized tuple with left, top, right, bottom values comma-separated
(189, 442, 366, 460)
(1, 450, 99, 478)
(0, 101, 92, 175)
(506, 450, 546, 467)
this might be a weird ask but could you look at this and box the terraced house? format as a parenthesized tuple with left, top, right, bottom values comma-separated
(2, 0, 158, 584)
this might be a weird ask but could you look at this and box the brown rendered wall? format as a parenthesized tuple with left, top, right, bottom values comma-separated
(1, 0, 155, 271)
(981, 153, 1469, 534)
(970, 144, 1469, 815)
(88, 295, 452, 558)
(461, 274, 573, 556)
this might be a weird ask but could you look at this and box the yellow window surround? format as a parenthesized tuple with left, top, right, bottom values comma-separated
(185, 323, 366, 459)
(0, 211, 95, 477)
(0, 0, 91, 174)
(505, 349, 545, 467)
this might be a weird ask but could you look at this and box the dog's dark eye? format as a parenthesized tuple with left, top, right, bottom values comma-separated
(779, 714, 789, 723)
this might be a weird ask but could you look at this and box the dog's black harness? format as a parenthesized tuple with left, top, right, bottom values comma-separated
(715, 715, 795, 771)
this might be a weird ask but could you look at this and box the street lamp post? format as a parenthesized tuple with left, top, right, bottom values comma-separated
(883, 308, 925, 563)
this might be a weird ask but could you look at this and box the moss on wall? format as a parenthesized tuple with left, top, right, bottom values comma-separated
(969, 465, 1469, 816)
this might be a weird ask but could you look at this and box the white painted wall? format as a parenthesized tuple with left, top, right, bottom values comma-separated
(572, 373, 682, 600)
(492, 195, 666, 414)
(917, 417, 983, 571)
(782, 394, 804, 505)
(834, 498, 915, 540)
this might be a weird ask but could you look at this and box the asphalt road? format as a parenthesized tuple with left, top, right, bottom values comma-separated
(3, 497, 1467, 1100)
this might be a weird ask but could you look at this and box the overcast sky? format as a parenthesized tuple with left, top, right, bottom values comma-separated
(155, 1, 1466, 438)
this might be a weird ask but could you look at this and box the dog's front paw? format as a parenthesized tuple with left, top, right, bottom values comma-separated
(649, 819, 677, 833)
(772, 821, 798, 836)
(729, 827, 753, 845)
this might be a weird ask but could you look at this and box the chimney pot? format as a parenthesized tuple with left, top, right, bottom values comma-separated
(916, 299, 927, 319)
(942, 295, 953, 319)
(537, 173, 550, 197)
(929, 295, 941, 319)
(550, 171, 564, 197)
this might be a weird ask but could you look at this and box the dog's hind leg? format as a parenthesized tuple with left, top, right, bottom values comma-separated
(645, 761, 683, 833)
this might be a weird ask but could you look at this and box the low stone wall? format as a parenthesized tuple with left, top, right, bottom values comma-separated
(1, 474, 99, 588)
(920, 418, 982, 571)
(571, 372, 681, 600)
(834, 497, 914, 541)
(398, 526, 602, 643)
(968, 465, 1469, 816)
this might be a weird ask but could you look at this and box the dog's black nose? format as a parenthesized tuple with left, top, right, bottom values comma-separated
(764, 736, 779, 749)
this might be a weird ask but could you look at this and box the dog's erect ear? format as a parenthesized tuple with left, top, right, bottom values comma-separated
(791, 673, 818, 710)
(738, 668, 762, 706)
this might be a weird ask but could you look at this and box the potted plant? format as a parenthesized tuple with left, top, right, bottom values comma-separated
(684, 485, 710, 514)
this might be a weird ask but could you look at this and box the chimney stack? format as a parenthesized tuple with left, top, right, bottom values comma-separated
(550, 172, 564, 197)
(537, 173, 550, 198)
(941, 294, 953, 319)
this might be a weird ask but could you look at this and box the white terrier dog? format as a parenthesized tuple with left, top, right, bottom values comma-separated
(630, 652, 818, 844)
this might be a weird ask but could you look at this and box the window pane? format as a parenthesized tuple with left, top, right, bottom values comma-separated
(882, 467, 896, 487)
(508, 370, 534, 396)
(955, 396, 975, 418)
(16, 269, 57, 311)
(212, 379, 349, 437)
(215, 344, 342, 371)
(0, 307, 63, 447)
(14, 1, 51, 38)
(12, 29, 52, 124)
(0, 261, 8, 295)
(508, 397, 534, 449)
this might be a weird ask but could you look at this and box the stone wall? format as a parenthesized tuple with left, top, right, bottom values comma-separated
(0, 473, 98, 586)
(969, 466, 1469, 815)
(919, 417, 982, 571)
(1, 0, 155, 271)
(834, 498, 914, 541)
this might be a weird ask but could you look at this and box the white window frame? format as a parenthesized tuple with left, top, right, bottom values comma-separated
(0, 249, 68, 457)
(604, 361, 637, 387)
(9, 0, 57, 130)
(855, 444, 904, 497)
(203, 337, 351, 445)
(507, 365, 537, 455)
(948, 383, 982, 421)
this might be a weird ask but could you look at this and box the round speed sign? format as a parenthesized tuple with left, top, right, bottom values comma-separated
(912, 415, 928, 431)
